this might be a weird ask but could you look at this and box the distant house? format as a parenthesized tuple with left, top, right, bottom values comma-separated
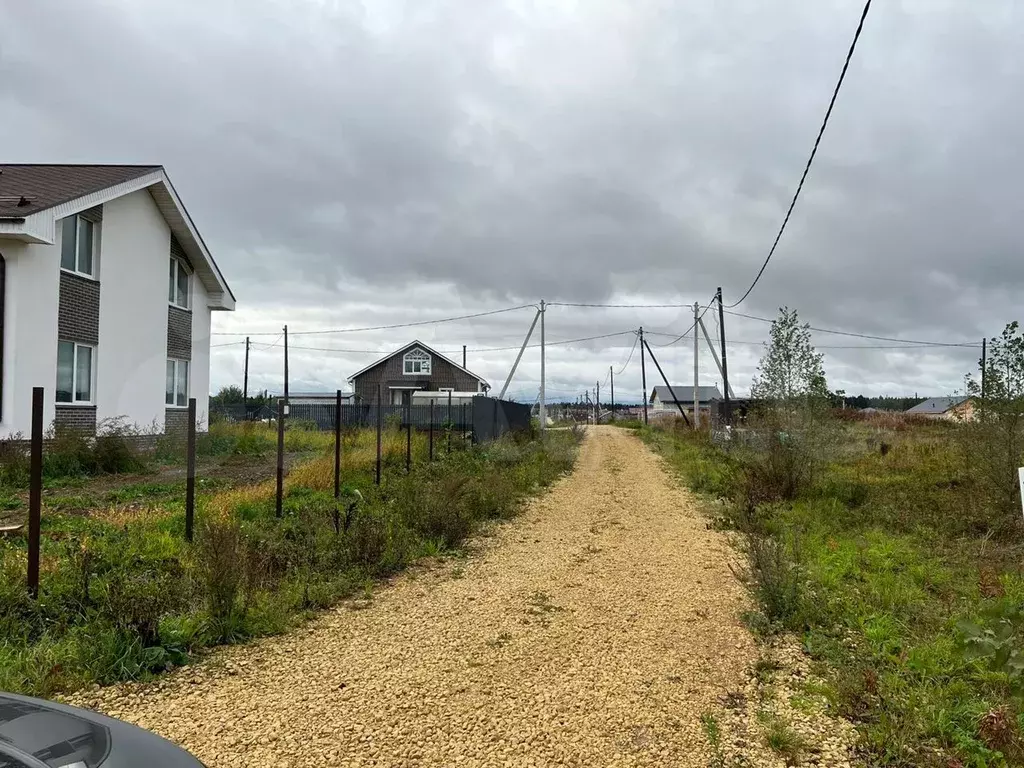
(347, 340, 490, 405)
(905, 396, 974, 421)
(649, 385, 724, 417)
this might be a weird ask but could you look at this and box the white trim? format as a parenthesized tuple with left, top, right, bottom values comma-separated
(168, 255, 191, 309)
(402, 347, 431, 375)
(166, 358, 190, 408)
(439, 387, 455, 392)
(0, 169, 234, 309)
(56, 340, 96, 405)
(347, 339, 490, 386)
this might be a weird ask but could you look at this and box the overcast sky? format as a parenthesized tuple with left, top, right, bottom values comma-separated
(2, 0, 1021, 402)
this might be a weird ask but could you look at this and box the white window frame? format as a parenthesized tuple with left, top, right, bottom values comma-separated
(402, 348, 431, 375)
(169, 256, 191, 310)
(60, 215, 99, 279)
(166, 358, 190, 407)
(56, 340, 95, 405)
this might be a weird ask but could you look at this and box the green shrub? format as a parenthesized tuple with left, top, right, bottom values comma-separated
(196, 514, 246, 638)
(745, 533, 804, 629)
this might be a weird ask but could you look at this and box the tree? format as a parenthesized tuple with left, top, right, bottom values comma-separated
(751, 307, 829, 404)
(211, 385, 245, 406)
(961, 321, 1024, 531)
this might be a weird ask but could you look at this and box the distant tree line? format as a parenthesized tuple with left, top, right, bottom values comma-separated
(840, 395, 926, 411)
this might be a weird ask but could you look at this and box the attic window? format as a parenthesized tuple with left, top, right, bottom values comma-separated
(403, 348, 431, 375)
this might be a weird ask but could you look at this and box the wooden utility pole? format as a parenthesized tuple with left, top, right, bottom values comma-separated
(610, 366, 614, 421)
(243, 336, 250, 413)
(639, 328, 648, 425)
(283, 325, 289, 410)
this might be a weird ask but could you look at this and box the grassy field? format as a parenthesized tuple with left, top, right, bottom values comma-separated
(0, 421, 580, 697)
(636, 417, 1024, 767)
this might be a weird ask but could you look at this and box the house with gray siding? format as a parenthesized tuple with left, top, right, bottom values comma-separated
(0, 164, 234, 437)
(348, 341, 490, 405)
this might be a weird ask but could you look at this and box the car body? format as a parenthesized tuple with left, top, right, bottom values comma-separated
(0, 692, 204, 767)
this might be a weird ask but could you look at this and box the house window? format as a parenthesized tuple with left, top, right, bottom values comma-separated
(169, 257, 190, 309)
(403, 348, 431, 375)
(56, 341, 94, 403)
(166, 359, 189, 406)
(60, 216, 97, 277)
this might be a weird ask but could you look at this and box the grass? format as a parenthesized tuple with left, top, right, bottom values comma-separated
(0, 426, 580, 698)
(761, 713, 805, 764)
(637, 418, 1024, 767)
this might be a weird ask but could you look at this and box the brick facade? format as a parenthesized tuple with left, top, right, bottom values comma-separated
(164, 408, 190, 434)
(54, 405, 97, 434)
(167, 306, 192, 360)
(58, 271, 100, 345)
(352, 345, 486, 404)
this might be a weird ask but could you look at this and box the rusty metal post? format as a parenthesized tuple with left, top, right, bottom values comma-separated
(27, 387, 43, 599)
(406, 399, 412, 473)
(185, 397, 196, 542)
(447, 390, 452, 455)
(275, 398, 285, 517)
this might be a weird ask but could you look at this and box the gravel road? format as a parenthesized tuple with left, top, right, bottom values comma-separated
(70, 426, 767, 767)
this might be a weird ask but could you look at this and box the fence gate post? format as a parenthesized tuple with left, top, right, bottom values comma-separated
(429, 399, 434, 461)
(27, 387, 43, 599)
(185, 397, 196, 542)
(275, 398, 285, 517)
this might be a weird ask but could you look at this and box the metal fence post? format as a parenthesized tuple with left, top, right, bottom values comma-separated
(375, 384, 382, 485)
(429, 399, 434, 461)
(447, 391, 452, 455)
(185, 397, 196, 542)
(405, 400, 412, 473)
(275, 398, 285, 517)
(27, 387, 43, 599)
(333, 390, 342, 532)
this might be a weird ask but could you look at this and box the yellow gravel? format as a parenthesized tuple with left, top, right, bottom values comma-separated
(70, 427, 768, 767)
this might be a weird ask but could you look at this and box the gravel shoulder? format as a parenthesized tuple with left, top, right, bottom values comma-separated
(68, 427, 799, 767)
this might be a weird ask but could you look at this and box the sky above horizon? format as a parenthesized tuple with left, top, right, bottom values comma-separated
(2, 0, 1021, 402)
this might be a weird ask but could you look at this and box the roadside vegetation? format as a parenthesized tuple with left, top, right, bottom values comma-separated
(0, 420, 579, 697)
(639, 310, 1024, 766)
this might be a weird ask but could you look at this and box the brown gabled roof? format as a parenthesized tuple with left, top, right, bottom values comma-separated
(0, 164, 161, 218)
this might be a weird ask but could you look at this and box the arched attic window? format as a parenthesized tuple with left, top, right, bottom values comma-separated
(403, 348, 431, 375)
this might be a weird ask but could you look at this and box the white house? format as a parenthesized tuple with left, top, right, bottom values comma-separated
(0, 164, 234, 437)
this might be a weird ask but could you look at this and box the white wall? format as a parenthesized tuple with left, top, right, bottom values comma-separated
(1, 240, 61, 438)
(96, 190, 171, 430)
(191, 274, 211, 429)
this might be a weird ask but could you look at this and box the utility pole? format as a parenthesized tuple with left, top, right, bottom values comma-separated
(981, 336, 987, 419)
(283, 324, 289, 414)
(499, 308, 541, 399)
(639, 327, 648, 425)
(596, 380, 600, 412)
(693, 303, 700, 429)
(539, 300, 546, 432)
(243, 336, 250, 412)
(610, 366, 614, 421)
(717, 287, 731, 426)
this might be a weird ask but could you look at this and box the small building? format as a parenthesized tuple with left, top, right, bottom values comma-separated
(905, 396, 974, 421)
(649, 385, 724, 417)
(347, 340, 490, 405)
(0, 164, 234, 437)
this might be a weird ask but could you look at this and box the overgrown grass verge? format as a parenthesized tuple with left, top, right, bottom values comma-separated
(637, 419, 1024, 767)
(0, 428, 579, 697)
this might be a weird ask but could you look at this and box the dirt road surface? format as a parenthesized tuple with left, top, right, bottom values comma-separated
(71, 427, 764, 767)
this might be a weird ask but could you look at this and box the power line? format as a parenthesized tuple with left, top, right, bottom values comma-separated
(615, 331, 640, 375)
(651, 294, 718, 346)
(238, 330, 637, 356)
(643, 330, 980, 350)
(727, 0, 873, 308)
(211, 304, 537, 337)
(719, 309, 980, 347)
(547, 302, 694, 308)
